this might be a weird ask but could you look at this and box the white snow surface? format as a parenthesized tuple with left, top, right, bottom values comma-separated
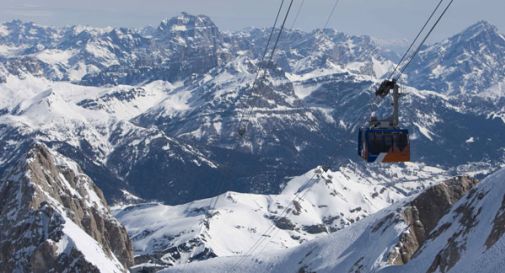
(158, 193, 410, 273)
(60, 215, 126, 273)
(35, 49, 76, 65)
(482, 78, 505, 99)
(0, 24, 9, 36)
(85, 43, 119, 66)
(0, 44, 22, 56)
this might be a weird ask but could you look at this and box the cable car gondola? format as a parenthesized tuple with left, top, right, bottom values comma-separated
(358, 80, 410, 163)
(358, 128, 410, 163)
(356, 0, 455, 163)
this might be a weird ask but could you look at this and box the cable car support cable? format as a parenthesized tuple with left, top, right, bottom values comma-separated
(236, 0, 287, 136)
(395, 0, 455, 80)
(237, 0, 296, 137)
(267, 0, 295, 63)
(261, 0, 286, 61)
(228, 169, 322, 273)
(230, 2, 345, 271)
(387, 0, 445, 80)
(290, 0, 305, 29)
(323, 0, 342, 30)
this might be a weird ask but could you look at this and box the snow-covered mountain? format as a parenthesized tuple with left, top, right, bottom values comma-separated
(159, 166, 505, 273)
(2, 15, 504, 96)
(406, 21, 505, 95)
(0, 76, 225, 203)
(114, 163, 449, 271)
(227, 28, 396, 78)
(1, 66, 502, 204)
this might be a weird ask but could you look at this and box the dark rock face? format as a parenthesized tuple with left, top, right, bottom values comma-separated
(1, 57, 53, 79)
(134, 242, 217, 268)
(0, 143, 133, 272)
(388, 176, 479, 265)
(485, 194, 505, 248)
(302, 224, 328, 234)
(104, 123, 227, 204)
(0, 20, 59, 47)
(272, 216, 297, 230)
(80, 13, 230, 86)
(410, 176, 479, 235)
(377, 170, 505, 273)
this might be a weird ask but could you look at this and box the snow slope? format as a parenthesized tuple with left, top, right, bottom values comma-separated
(115, 162, 449, 270)
(158, 168, 505, 273)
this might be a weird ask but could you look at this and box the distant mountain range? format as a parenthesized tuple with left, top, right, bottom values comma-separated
(1, 13, 504, 205)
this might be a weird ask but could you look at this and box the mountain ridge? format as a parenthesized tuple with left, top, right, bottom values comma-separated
(0, 143, 133, 273)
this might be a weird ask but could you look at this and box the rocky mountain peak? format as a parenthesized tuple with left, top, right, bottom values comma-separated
(103, 27, 147, 51)
(442, 20, 505, 53)
(405, 20, 505, 94)
(3, 19, 37, 32)
(156, 12, 220, 39)
(460, 20, 500, 40)
(0, 143, 133, 273)
(381, 168, 505, 273)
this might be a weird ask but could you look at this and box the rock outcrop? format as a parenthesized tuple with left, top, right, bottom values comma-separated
(0, 143, 133, 273)
(388, 176, 479, 265)
(382, 167, 505, 273)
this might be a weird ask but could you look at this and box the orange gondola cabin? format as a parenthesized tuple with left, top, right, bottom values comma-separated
(358, 80, 411, 163)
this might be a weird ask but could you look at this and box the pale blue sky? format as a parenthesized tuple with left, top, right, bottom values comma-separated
(0, 0, 503, 41)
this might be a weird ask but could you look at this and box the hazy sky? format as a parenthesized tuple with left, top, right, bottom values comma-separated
(0, 0, 503, 42)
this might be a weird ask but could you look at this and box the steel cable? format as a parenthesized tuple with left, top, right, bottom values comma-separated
(396, 0, 455, 80)
(388, 0, 445, 80)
